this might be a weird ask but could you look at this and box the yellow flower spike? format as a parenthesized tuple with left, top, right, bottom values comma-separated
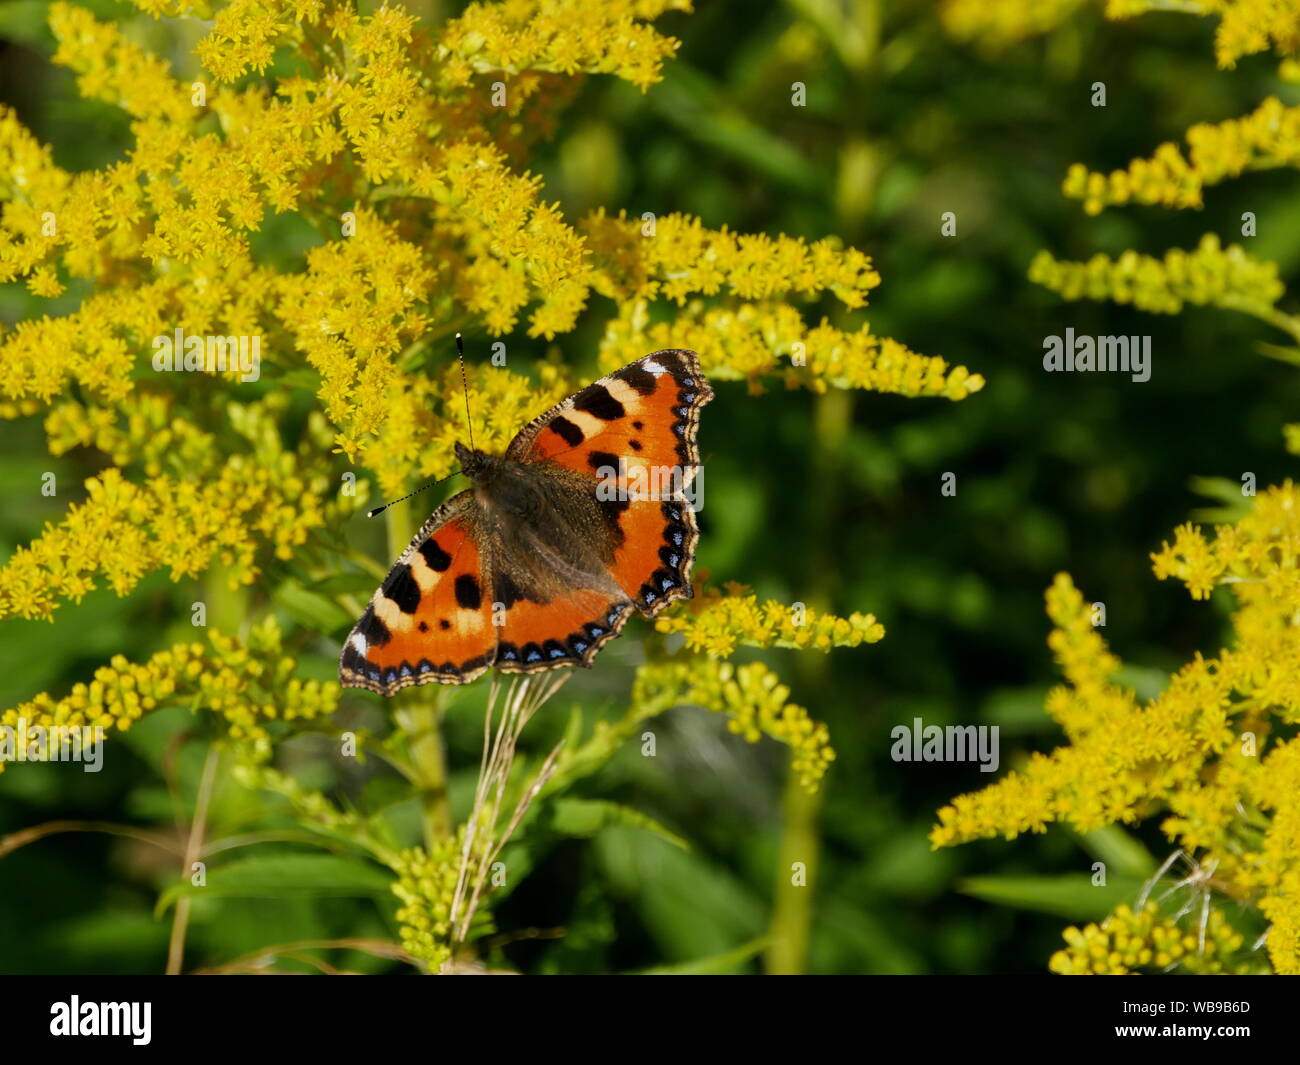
(940, 483, 1300, 973)
(440, 0, 691, 92)
(656, 583, 884, 659)
(1061, 97, 1300, 214)
(938, 0, 1088, 49)
(0, 620, 337, 772)
(1030, 234, 1284, 319)
(390, 832, 487, 969)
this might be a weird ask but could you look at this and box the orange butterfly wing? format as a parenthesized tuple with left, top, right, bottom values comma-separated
(339, 491, 496, 693)
(492, 583, 634, 674)
(507, 349, 712, 618)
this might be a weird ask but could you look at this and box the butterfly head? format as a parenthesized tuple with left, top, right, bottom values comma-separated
(454, 441, 498, 482)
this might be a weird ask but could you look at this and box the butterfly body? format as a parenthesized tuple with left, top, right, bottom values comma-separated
(341, 349, 713, 695)
(453, 441, 625, 606)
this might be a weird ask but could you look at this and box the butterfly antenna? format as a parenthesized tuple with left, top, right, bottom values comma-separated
(366, 470, 459, 518)
(456, 332, 476, 452)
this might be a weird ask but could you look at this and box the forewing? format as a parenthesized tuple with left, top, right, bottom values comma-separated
(339, 491, 496, 693)
(507, 349, 712, 616)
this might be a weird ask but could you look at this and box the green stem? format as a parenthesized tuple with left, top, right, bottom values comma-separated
(764, 388, 853, 975)
(396, 698, 453, 848)
(1218, 297, 1300, 346)
(167, 744, 220, 975)
(765, 779, 823, 975)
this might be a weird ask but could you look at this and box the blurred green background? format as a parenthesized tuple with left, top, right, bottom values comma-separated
(2, 0, 1297, 974)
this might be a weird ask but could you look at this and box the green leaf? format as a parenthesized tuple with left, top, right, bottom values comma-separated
(631, 936, 770, 975)
(544, 798, 689, 850)
(310, 571, 384, 598)
(0, 2, 54, 50)
(155, 854, 393, 917)
(1074, 825, 1156, 880)
(265, 368, 323, 391)
(957, 873, 1145, 921)
(649, 65, 825, 194)
(596, 831, 765, 961)
(272, 578, 352, 634)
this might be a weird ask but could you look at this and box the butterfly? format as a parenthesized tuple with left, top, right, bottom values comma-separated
(340, 349, 713, 695)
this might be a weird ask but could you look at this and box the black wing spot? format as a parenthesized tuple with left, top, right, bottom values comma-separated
(420, 538, 452, 572)
(359, 606, 391, 647)
(573, 384, 625, 421)
(418, 620, 429, 632)
(494, 569, 527, 608)
(548, 415, 585, 447)
(632, 420, 644, 430)
(454, 573, 482, 610)
(656, 351, 685, 376)
(620, 365, 658, 396)
(588, 450, 620, 472)
(381, 564, 421, 614)
(439, 619, 451, 630)
(598, 496, 629, 544)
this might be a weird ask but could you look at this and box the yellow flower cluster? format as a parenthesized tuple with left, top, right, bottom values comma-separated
(0, 0, 934, 970)
(1151, 481, 1300, 600)
(943, 0, 1300, 72)
(43, 395, 217, 479)
(365, 361, 572, 497)
(936, 482, 1300, 973)
(1041, 574, 1129, 739)
(634, 658, 835, 789)
(1249, 738, 1300, 973)
(272, 211, 435, 460)
(584, 209, 882, 310)
(1106, 0, 1300, 68)
(0, 617, 338, 768)
(655, 581, 885, 658)
(1028, 234, 1285, 317)
(390, 838, 467, 971)
(3, 1, 980, 516)
(599, 300, 985, 399)
(938, 0, 1086, 48)
(0, 456, 327, 623)
(1048, 903, 1253, 975)
(1062, 98, 1300, 214)
(440, 0, 692, 91)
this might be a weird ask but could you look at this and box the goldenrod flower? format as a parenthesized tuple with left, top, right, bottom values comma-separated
(937, 484, 1300, 973)
(945, 0, 1300, 72)
(0, 437, 332, 623)
(1062, 98, 1300, 214)
(441, 0, 692, 92)
(1029, 234, 1284, 318)
(939, 0, 1087, 48)
(0, 617, 338, 767)
(390, 841, 464, 970)
(1049, 903, 1253, 975)
(656, 582, 885, 658)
